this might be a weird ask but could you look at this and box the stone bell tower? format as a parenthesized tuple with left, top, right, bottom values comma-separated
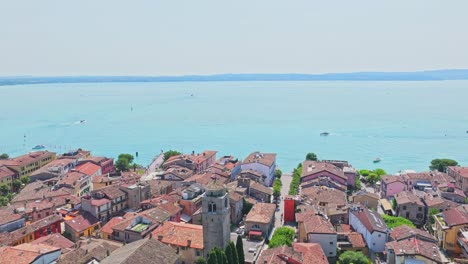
(202, 180, 231, 256)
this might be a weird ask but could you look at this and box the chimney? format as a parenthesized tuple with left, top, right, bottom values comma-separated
(149, 233, 153, 239)
(157, 235, 163, 241)
(106, 249, 110, 256)
(187, 240, 191, 247)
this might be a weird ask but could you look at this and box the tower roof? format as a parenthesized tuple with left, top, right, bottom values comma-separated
(205, 180, 225, 191)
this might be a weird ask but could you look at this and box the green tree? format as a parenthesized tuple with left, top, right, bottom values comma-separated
(163, 150, 182, 162)
(288, 165, 302, 195)
(225, 242, 235, 264)
(222, 252, 228, 264)
(359, 169, 370, 177)
(0, 184, 9, 196)
(355, 176, 362, 190)
(428, 208, 439, 225)
(0, 153, 8, 160)
(20, 176, 30, 185)
(118, 153, 134, 164)
(338, 251, 371, 264)
(228, 241, 239, 264)
(207, 250, 218, 264)
(115, 158, 129, 172)
(275, 169, 282, 179)
(374, 168, 387, 176)
(392, 198, 397, 209)
(236, 235, 245, 264)
(195, 258, 208, 264)
(430, 159, 458, 172)
(382, 214, 415, 228)
(214, 247, 223, 264)
(366, 173, 380, 184)
(305, 153, 318, 161)
(0, 196, 9, 206)
(12, 179, 22, 192)
(268, 227, 295, 248)
(273, 178, 282, 199)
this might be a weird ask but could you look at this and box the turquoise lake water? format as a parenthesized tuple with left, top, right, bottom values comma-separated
(0, 81, 467, 173)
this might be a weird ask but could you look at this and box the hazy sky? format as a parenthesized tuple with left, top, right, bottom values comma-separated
(1, 1, 468, 76)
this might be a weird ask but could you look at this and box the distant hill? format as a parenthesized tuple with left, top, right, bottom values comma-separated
(1, 69, 468, 86)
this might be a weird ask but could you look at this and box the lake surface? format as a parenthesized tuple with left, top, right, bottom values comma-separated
(1, 80, 467, 173)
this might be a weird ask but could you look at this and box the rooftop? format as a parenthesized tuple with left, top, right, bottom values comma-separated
(75, 162, 101, 176)
(243, 151, 276, 167)
(30, 233, 75, 249)
(442, 205, 468, 227)
(0, 166, 16, 180)
(394, 191, 424, 207)
(151, 221, 203, 249)
(386, 238, 442, 263)
(65, 212, 100, 233)
(381, 175, 405, 185)
(448, 166, 468, 178)
(57, 171, 88, 186)
(0, 214, 63, 246)
(390, 225, 436, 242)
(57, 239, 122, 264)
(303, 215, 336, 234)
(302, 161, 346, 180)
(0, 151, 55, 168)
(351, 207, 387, 234)
(301, 186, 347, 208)
(245, 203, 276, 224)
(100, 238, 178, 264)
(0, 243, 60, 264)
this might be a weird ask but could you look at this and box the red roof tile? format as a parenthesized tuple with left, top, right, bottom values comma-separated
(65, 212, 100, 233)
(303, 215, 336, 234)
(151, 221, 203, 249)
(75, 162, 101, 176)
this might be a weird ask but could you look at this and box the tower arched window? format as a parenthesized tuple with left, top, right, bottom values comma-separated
(208, 202, 217, 213)
(225, 198, 228, 208)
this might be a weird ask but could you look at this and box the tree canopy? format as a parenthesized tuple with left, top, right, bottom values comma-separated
(338, 251, 371, 264)
(236, 235, 245, 264)
(275, 169, 282, 179)
(115, 153, 135, 172)
(288, 164, 302, 195)
(382, 214, 415, 228)
(163, 150, 181, 161)
(268, 227, 295, 248)
(273, 178, 282, 199)
(195, 258, 207, 264)
(305, 152, 318, 161)
(0, 153, 9, 160)
(430, 158, 458, 172)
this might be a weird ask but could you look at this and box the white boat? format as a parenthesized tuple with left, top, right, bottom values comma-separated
(320, 132, 330, 136)
(373, 158, 381, 163)
(32, 144, 45, 150)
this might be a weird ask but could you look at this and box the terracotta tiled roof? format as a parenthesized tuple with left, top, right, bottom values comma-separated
(151, 221, 203, 249)
(303, 215, 336, 234)
(394, 191, 424, 207)
(293, 243, 329, 264)
(57, 171, 88, 186)
(141, 194, 182, 216)
(301, 186, 347, 207)
(184, 171, 229, 186)
(390, 225, 436, 242)
(65, 212, 100, 233)
(58, 239, 122, 264)
(250, 181, 273, 195)
(100, 238, 178, 264)
(381, 175, 405, 184)
(243, 152, 276, 167)
(245, 203, 276, 224)
(30, 158, 75, 175)
(302, 161, 346, 180)
(351, 208, 387, 233)
(448, 166, 468, 178)
(229, 191, 243, 203)
(0, 214, 63, 246)
(12, 195, 79, 214)
(0, 243, 60, 264)
(347, 232, 366, 248)
(11, 181, 73, 204)
(256, 245, 304, 264)
(101, 217, 124, 234)
(163, 165, 194, 180)
(385, 238, 442, 263)
(442, 205, 468, 227)
(94, 185, 126, 200)
(30, 233, 75, 249)
(75, 162, 101, 176)
(0, 166, 16, 180)
(0, 208, 22, 226)
(1, 151, 55, 168)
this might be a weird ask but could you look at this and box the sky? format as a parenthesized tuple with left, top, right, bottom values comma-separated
(1, 0, 468, 76)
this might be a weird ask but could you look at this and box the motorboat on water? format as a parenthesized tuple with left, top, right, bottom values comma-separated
(320, 132, 330, 136)
(32, 144, 45, 150)
(80, 120, 86, 124)
(373, 158, 381, 163)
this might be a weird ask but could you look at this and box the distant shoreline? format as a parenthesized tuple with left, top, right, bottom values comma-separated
(1, 69, 468, 86)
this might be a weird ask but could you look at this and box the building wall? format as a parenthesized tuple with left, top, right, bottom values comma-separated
(308, 233, 337, 257)
(248, 188, 271, 203)
(396, 203, 425, 226)
(245, 221, 271, 239)
(65, 223, 101, 242)
(229, 199, 243, 225)
(283, 199, 295, 223)
(443, 224, 468, 254)
(241, 163, 275, 186)
(345, 172, 356, 187)
(202, 190, 231, 256)
(447, 167, 468, 193)
(349, 212, 387, 253)
(33, 221, 62, 240)
(0, 218, 25, 233)
(302, 171, 347, 187)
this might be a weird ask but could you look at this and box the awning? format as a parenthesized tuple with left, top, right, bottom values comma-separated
(180, 214, 192, 223)
(249, 230, 262, 236)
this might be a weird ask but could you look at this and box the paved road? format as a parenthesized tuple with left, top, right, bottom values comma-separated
(273, 173, 292, 228)
(148, 153, 164, 173)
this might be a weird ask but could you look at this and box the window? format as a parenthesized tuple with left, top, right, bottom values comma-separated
(329, 242, 333, 245)
(225, 198, 228, 208)
(418, 207, 422, 211)
(329, 252, 333, 255)
(378, 234, 381, 237)
(403, 206, 407, 210)
(196, 250, 201, 256)
(114, 232, 120, 237)
(406, 212, 410, 218)
(417, 213, 423, 219)
(373, 243, 375, 246)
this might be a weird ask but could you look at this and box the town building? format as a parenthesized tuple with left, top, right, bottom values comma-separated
(75, 162, 102, 178)
(153, 221, 204, 263)
(228, 191, 244, 224)
(0, 243, 61, 264)
(0, 166, 17, 191)
(81, 195, 112, 222)
(156, 165, 194, 188)
(458, 227, 468, 258)
(29, 158, 76, 182)
(351, 190, 379, 210)
(145, 179, 173, 197)
(394, 191, 426, 226)
(56, 171, 93, 196)
(434, 205, 468, 255)
(100, 238, 179, 264)
(57, 238, 122, 264)
(300, 161, 350, 191)
(0, 214, 63, 246)
(385, 237, 444, 264)
(13, 195, 79, 223)
(202, 181, 230, 256)
(91, 185, 128, 216)
(447, 166, 468, 193)
(349, 207, 388, 253)
(299, 214, 337, 257)
(79, 156, 114, 174)
(241, 151, 277, 186)
(140, 194, 182, 222)
(389, 225, 437, 243)
(64, 212, 101, 242)
(58, 149, 91, 162)
(0, 208, 25, 233)
(30, 233, 75, 253)
(211, 155, 241, 181)
(120, 182, 151, 210)
(163, 150, 217, 174)
(245, 202, 276, 240)
(381, 175, 407, 198)
(336, 225, 368, 255)
(177, 184, 204, 222)
(237, 177, 272, 203)
(0, 151, 56, 178)
(257, 243, 329, 264)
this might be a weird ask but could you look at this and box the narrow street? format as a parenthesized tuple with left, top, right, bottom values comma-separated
(147, 152, 164, 173)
